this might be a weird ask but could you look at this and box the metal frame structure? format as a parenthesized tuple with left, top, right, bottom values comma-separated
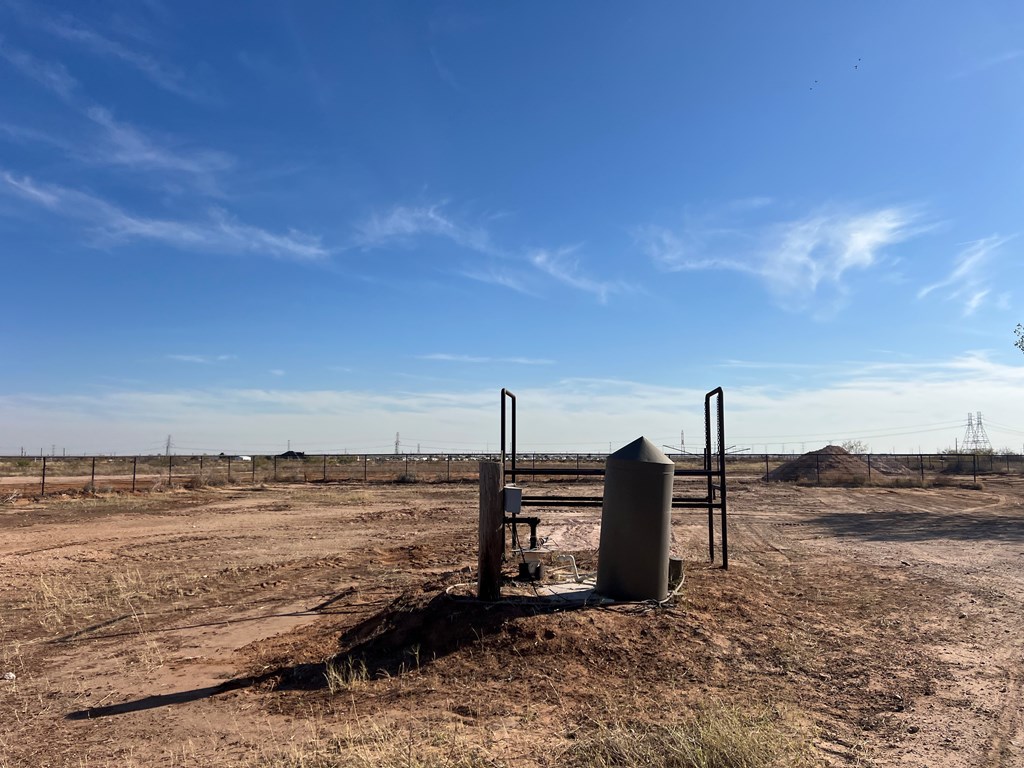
(499, 386, 728, 568)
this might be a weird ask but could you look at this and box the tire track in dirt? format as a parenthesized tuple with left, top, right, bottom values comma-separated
(982, 655, 1023, 766)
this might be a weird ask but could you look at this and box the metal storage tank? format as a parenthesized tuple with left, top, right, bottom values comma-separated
(596, 436, 673, 601)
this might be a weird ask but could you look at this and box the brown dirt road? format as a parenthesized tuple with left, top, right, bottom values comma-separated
(1, 477, 1022, 766)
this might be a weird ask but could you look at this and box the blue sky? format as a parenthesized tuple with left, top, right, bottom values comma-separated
(2, 0, 1024, 455)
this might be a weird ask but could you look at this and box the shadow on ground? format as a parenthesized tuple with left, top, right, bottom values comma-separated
(804, 509, 1024, 543)
(66, 589, 585, 720)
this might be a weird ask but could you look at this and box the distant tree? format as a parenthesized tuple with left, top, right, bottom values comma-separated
(840, 439, 870, 454)
(1016, 324, 1024, 353)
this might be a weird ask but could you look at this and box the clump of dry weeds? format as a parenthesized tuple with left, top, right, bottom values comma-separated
(254, 721, 503, 768)
(562, 704, 815, 768)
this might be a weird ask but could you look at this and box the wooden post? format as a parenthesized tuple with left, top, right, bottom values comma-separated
(90, 457, 96, 490)
(478, 461, 503, 601)
(41, 456, 46, 496)
(131, 456, 137, 492)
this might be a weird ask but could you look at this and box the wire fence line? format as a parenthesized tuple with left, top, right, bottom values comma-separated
(1, 451, 1021, 498)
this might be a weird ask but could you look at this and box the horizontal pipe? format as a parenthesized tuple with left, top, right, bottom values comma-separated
(506, 467, 723, 478)
(520, 496, 724, 509)
(506, 467, 605, 476)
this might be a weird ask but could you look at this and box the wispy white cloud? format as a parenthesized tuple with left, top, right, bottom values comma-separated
(84, 106, 232, 186)
(955, 50, 1024, 78)
(458, 266, 537, 296)
(763, 208, 914, 298)
(0, 40, 231, 192)
(2, 172, 61, 207)
(417, 353, 555, 365)
(10, 5, 204, 100)
(166, 354, 235, 364)
(529, 247, 630, 303)
(1, 172, 329, 261)
(0, 121, 73, 151)
(918, 235, 1010, 316)
(359, 203, 628, 302)
(637, 224, 751, 273)
(640, 205, 921, 311)
(269, 369, 286, 377)
(0, 39, 77, 97)
(356, 204, 498, 255)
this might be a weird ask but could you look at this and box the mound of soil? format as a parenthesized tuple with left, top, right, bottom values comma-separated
(768, 445, 909, 483)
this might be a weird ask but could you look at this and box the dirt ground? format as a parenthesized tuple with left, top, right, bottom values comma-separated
(1, 475, 1023, 766)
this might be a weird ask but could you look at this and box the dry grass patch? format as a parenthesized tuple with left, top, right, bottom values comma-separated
(562, 704, 816, 768)
(255, 722, 505, 768)
(254, 704, 814, 768)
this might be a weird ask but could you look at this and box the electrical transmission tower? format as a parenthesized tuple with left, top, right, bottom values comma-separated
(394, 432, 400, 454)
(961, 412, 992, 452)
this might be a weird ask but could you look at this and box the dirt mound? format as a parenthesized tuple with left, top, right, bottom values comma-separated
(768, 445, 909, 483)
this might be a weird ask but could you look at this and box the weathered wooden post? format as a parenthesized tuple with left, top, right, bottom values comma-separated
(478, 461, 503, 601)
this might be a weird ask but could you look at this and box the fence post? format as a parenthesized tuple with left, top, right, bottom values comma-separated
(200, 455, 204, 475)
(919, 454, 924, 484)
(764, 454, 769, 482)
(91, 457, 96, 490)
(447, 454, 451, 482)
(867, 454, 871, 481)
(815, 453, 820, 485)
(576, 454, 580, 482)
(132, 456, 137, 492)
(41, 456, 46, 496)
(252, 456, 256, 483)
(228, 456, 232, 483)
(973, 454, 978, 483)
(168, 454, 173, 485)
(273, 455, 277, 481)
(477, 461, 503, 601)
(405, 456, 409, 478)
